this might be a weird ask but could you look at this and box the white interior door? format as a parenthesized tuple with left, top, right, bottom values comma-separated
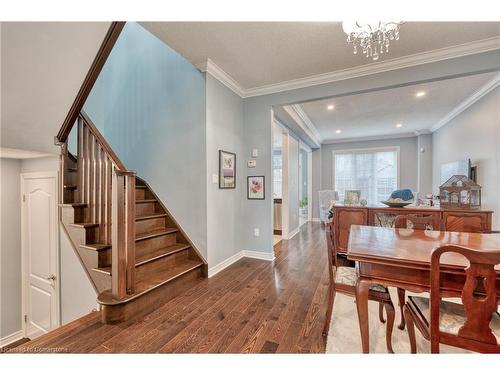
(21, 171, 60, 338)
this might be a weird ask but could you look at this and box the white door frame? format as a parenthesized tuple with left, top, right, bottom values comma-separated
(299, 142, 313, 223)
(21, 171, 61, 337)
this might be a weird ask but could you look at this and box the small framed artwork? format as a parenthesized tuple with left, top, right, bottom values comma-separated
(219, 150, 236, 189)
(247, 176, 265, 200)
(344, 190, 361, 206)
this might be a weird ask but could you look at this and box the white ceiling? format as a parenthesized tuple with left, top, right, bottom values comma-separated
(140, 22, 500, 91)
(1, 22, 111, 154)
(297, 71, 499, 142)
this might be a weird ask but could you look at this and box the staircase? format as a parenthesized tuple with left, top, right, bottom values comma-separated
(59, 111, 207, 323)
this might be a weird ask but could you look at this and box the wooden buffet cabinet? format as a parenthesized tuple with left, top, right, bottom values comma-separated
(332, 204, 493, 253)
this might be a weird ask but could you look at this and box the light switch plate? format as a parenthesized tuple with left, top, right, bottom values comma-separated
(212, 174, 218, 184)
(252, 149, 258, 158)
(247, 160, 256, 168)
(254, 228, 260, 236)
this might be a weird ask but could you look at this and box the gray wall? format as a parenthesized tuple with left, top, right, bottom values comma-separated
(20, 156, 97, 325)
(417, 134, 433, 195)
(0, 159, 22, 339)
(205, 74, 244, 266)
(241, 49, 500, 254)
(433, 86, 500, 230)
(321, 136, 419, 192)
(84, 22, 208, 258)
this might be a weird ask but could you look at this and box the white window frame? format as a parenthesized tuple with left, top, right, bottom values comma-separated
(332, 146, 401, 201)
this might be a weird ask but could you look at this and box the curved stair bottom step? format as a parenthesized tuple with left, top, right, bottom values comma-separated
(97, 263, 204, 324)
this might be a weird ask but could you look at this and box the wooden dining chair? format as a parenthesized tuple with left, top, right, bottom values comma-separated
(403, 245, 500, 353)
(323, 221, 396, 353)
(394, 214, 442, 330)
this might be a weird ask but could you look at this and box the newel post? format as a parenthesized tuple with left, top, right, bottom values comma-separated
(111, 169, 136, 299)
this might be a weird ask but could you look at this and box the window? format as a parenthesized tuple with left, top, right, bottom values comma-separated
(333, 147, 399, 204)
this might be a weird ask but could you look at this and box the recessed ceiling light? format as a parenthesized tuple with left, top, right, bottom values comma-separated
(327, 104, 335, 110)
(336, 129, 342, 134)
(416, 91, 426, 97)
(396, 123, 403, 128)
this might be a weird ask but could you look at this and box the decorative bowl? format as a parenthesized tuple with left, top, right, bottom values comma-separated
(380, 201, 412, 208)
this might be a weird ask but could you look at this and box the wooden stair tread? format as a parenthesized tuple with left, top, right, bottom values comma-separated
(69, 222, 99, 228)
(64, 184, 77, 190)
(92, 243, 191, 275)
(136, 228, 178, 241)
(97, 258, 203, 305)
(59, 203, 87, 208)
(136, 185, 147, 189)
(68, 167, 78, 172)
(136, 199, 157, 204)
(81, 243, 111, 251)
(135, 243, 190, 265)
(135, 213, 167, 221)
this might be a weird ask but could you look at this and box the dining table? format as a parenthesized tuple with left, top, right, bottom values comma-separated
(347, 225, 500, 353)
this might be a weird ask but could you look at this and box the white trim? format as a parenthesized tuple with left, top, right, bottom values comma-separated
(431, 73, 500, 132)
(332, 146, 401, 200)
(283, 105, 322, 147)
(243, 250, 275, 261)
(21, 171, 61, 338)
(0, 330, 24, 347)
(243, 37, 500, 97)
(208, 251, 245, 278)
(311, 218, 322, 222)
(283, 227, 300, 240)
(196, 58, 245, 97)
(323, 132, 419, 144)
(208, 250, 275, 278)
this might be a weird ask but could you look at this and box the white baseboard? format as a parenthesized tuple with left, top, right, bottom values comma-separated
(243, 250, 275, 261)
(0, 330, 24, 347)
(284, 227, 300, 240)
(208, 249, 275, 278)
(311, 218, 322, 222)
(208, 251, 245, 278)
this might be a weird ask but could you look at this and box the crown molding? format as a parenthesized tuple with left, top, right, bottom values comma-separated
(431, 72, 500, 132)
(198, 37, 500, 99)
(322, 132, 419, 145)
(196, 58, 245, 98)
(282, 105, 322, 148)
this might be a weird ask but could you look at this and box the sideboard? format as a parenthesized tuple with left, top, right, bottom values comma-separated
(332, 204, 493, 253)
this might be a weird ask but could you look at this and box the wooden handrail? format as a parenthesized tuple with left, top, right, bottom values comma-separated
(56, 22, 125, 144)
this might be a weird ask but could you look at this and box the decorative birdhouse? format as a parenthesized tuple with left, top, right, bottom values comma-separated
(439, 175, 481, 210)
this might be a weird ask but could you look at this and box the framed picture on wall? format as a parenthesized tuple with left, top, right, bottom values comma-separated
(247, 176, 265, 200)
(219, 150, 236, 189)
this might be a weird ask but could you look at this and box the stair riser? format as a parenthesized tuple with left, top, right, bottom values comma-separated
(135, 188, 146, 200)
(66, 226, 99, 246)
(135, 249, 190, 278)
(99, 266, 203, 324)
(60, 205, 85, 226)
(97, 249, 112, 268)
(136, 202, 160, 216)
(135, 217, 166, 235)
(135, 233, 178, 259)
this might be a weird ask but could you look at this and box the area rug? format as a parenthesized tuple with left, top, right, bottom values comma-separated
(325, 288, 470, 354)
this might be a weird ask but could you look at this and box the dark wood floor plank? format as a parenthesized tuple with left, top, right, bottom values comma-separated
(14, 222, 328, 353)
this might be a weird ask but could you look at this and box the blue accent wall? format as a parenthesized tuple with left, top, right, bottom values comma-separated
(84, 22, 207, 257)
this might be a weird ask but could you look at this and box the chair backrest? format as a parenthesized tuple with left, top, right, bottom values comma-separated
(430, 245, 500, 351)
(394, 214, 441, 231)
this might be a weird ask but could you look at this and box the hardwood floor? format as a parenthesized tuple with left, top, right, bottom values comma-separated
(12, 222, 329, 353)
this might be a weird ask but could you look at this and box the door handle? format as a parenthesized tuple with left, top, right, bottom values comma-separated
(46, 274, 57, 282)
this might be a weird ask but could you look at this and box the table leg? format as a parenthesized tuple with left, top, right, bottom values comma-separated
(355, 277, 371, 353)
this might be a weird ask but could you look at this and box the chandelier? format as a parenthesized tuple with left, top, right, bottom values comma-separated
(342, 21, 403, 61)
